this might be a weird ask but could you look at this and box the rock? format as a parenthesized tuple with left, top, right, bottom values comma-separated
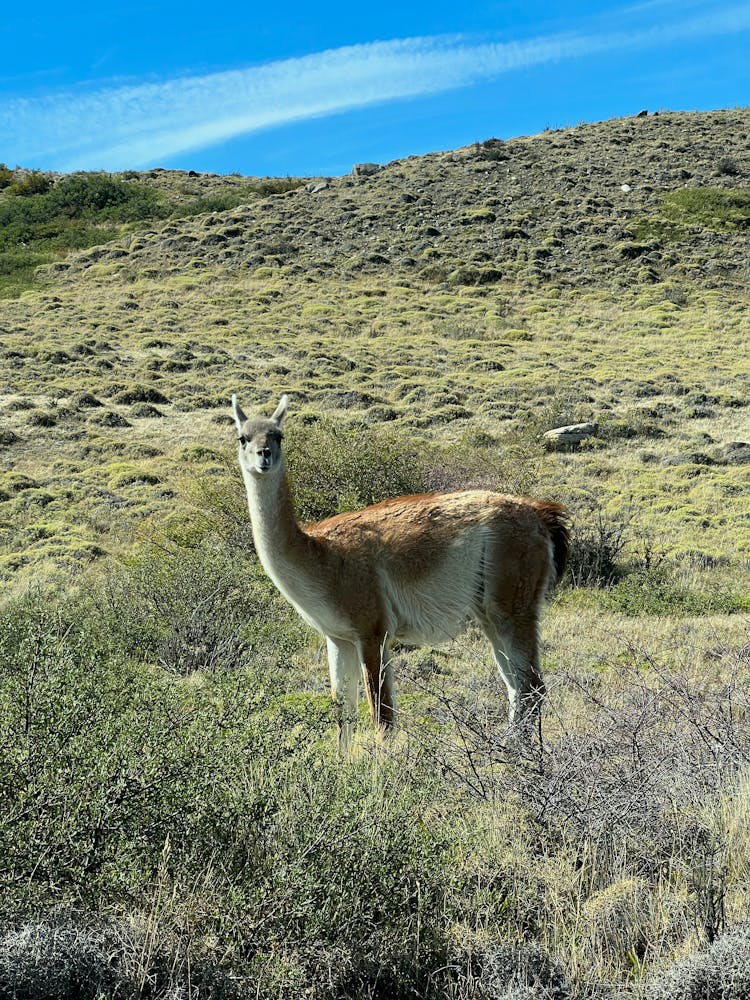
(306, 181, 330, 193)
(661, 452, 714, 467)
(544, 422, 598, 450)
(716, 441, 750, 465)
(0, 429, 19, 447)
(352, 162, 381, 178)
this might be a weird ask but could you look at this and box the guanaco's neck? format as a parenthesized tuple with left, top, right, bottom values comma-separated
(241, 459, 311, 574)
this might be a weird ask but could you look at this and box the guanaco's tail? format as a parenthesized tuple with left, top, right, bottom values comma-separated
(537, 502, 570, 586)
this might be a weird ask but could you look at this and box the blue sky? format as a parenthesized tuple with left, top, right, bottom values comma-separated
(2, 0, 749, 177)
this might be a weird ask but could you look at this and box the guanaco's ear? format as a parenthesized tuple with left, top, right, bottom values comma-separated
(231, 394, 248, 434)
(271, 394, 288, 428)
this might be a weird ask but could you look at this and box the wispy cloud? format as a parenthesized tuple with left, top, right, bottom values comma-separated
(4, 3, 750, 171)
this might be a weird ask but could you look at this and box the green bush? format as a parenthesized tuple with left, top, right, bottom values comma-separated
(8, 172, 52, 197)
(662, 187, 750, 231)
(0, 169, 306, 297)
(173, 178, 303, 220)
(282, 415, 541, 525)
(0, 592, 211, 905)
(81, 537, 300, 672)
(0, 174, 168, 296)
(603, 567, 749, 616)
(0, 583, 461, 997)
(1, 555, 749, 996)
(251, 177, 304, 196)
(45, 173, 166, 221)
(285, 418, 431, 522)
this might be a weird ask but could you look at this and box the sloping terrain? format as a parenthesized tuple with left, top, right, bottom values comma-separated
(1, 108, 749, 587)
(34, 108, 750, 290)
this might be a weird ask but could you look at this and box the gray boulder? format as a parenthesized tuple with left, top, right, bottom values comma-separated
(352, 162, 381, 178)
(544, 422, 598, 450)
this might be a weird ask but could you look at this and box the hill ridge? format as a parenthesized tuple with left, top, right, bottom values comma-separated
(38, 107, 750, 294)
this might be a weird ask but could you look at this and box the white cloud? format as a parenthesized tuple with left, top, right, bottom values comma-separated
(3, 3, 750, 170)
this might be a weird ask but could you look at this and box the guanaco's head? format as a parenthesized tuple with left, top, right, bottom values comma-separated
(231, 394, 288, 476)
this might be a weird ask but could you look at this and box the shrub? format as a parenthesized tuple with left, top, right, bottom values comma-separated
(0, 583, 458, 997)
(282, 412, 548, 524)
(251, 177, 304, 196)
(285, 417, 431, 522)
(0, 430, 18, 447)
(113, 385, 170, 405)
(662, 188, 750, 231)
(716, 156, 741, 176)
(563, 497, 633, 587)
(81, 537, 297, 673)
(238, 756, 452, 999)
(0, 910, 236, 1000)
(174, 178, 303, 219)
(604, 567, 749, 616)
(8, 172, 52, 197)
(0, 913, 129, 1000)
(645, 924, 750, 999)
(0, 590, 248, 904)
(475, 138, 510, 162)
(45, 173, 166, 221)
(1, 560, 749, 996)
(25, 411, 57, 428)
(475, 941, 571, 999)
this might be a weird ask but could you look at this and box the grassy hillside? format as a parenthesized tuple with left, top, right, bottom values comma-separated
(1, 108, 749, 592)
(1, 108, 749, 998)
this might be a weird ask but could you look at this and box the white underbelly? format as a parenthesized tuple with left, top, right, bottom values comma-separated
(384, 535, 484, 647)
(394, 616, 471, 647)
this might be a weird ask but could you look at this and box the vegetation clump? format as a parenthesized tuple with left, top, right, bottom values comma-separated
(1, 551, 749, 997)
(661, 187, 750, 231)
(645, 925, 750, 1000)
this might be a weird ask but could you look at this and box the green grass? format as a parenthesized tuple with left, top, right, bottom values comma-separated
(1, 272, 747, 591)
(662, 187, 750, 231)
(631, 188, 750, 246)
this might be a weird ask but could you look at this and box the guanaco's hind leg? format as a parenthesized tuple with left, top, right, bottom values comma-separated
(478, 533, 550, 728)
(326, 637, 360, 753)
(481, 617, 545, 726)
(358, 636, 397, 735)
